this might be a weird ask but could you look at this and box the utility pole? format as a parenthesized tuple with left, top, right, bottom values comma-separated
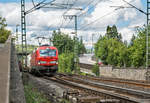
(146, 0, 150, 80)
(63, 15, 78, 69)
(16, 24, 19, 51)
(92, 34, 95, 54)
(74, 15, 78, 66)
(21, 0, 27, 67)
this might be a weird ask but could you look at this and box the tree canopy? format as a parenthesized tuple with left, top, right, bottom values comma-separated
(94, 25, 148, 67)
(0, 16, 11, 43)
(51, 30, 86, 55)
(51, 30, 86, 73)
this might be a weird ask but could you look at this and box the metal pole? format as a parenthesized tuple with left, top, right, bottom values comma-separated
(75, 15, 77, 36)
(74, 15, 78, 62)
(146, 0, 150, 80)
(16, 24, 19, 51)
(146, 0, 149, 70)
(74, 15, 79, 71)
(15, 25, 18, 45)
(21, 0, 27, 67)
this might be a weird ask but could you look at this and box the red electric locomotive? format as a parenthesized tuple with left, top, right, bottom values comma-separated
(29, 45, 58, 75)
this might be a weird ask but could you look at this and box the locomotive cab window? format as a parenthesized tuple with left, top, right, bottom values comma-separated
(40, 49, 56, 57)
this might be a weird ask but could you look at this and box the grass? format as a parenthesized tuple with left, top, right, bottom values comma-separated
(60, 99, 71, 103)
(24, 84, 51, 103)
(24, 84, 71, 103)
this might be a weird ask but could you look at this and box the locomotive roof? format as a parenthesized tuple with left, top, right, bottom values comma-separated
(38, 46, 57, 50)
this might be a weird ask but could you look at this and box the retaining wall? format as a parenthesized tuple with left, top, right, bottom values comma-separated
(79, 63, 148, 80)
(99, 66, 147, 80)
(0, 37, 11, 103)
(9, 42, 26, 103)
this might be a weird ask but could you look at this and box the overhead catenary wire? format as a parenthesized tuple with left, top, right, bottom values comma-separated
(31, 0, 47, 7)
(63, 18, 73, 28)
(62, 0, 109, 31)
(62, 0, 79, 15)
(58, 0, 100, 31)
(122, 0, 147, 15)
(58, 0, 79, 29)
(77, 0, 103, 17)
(29, 0, 80, 14)
(78, 0, 136, 31)
(26, 0, 56, 14)
(59, 0, 90, 29)
(30, 0, 78, 31)
(79, 8, 122, 30)
(46, 0, 73, 31)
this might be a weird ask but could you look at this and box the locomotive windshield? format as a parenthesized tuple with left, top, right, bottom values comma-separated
(40, 48, 56, 57)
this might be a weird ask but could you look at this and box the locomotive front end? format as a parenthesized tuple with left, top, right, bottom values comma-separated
(30, 45, 58, 75)
(37, 47, 58, 73)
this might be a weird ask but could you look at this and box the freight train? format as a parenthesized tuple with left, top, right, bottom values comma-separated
(27, 45, 58, 75)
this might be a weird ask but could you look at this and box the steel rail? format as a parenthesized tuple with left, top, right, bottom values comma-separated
(44, 75, 150, 103)
(70, 77, 150, 98)
(72, 74, 150, 88)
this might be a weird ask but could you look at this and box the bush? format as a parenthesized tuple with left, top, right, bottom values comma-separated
(92, 63, 99, 76)
(58, 52, 74, 73)
(24, 84, 50, 103)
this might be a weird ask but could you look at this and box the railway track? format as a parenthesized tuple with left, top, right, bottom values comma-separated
(71, 74, 150, 92)
(43, 73, 150, 103)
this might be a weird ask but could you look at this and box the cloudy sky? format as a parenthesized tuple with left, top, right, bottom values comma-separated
(0, 0, 147, 48)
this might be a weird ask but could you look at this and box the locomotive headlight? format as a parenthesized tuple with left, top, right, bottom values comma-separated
(56, 61, 58, 64)
(38, 61, 46, 64)
(38, 62, 40, 64)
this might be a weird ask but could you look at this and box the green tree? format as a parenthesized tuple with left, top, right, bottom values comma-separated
(0, 16, 11, 43)
(129, 34, 136, 46)
(95, 25, 129, 67)
(52, 30, 86, 74)
(95, 25, 149, 67)
(106, 25, 121, 40)
(52, 30, 86, 55)
(92, 63, 99, 76)
(52, 30, 74, 54)
(128, 26, 146, 67)
(58, 53, 74, 73)
(78, 36, 86, 54)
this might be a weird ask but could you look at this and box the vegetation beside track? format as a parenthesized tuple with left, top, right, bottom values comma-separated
(0, 16, 11, 43)
(24, 84, 51, 103)
(16, 44, 38, 53)
(58, 53, 74, 73)
(92, 63, 99, 76)
(95, 25, 149, 67)
(52, 30, 86, 74)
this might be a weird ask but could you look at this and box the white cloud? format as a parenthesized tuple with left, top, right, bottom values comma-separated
(0, 3, 20, 26)
(119, 27, 135, 42)
(0, 0, 146, 47)
(81, 0, 143, 29)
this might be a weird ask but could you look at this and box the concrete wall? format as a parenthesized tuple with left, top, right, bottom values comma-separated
(79, 62, 148, 80)
(0, 37, 12, 103)
(99, 66, 147, 80)
(9, 42, 26, 103)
